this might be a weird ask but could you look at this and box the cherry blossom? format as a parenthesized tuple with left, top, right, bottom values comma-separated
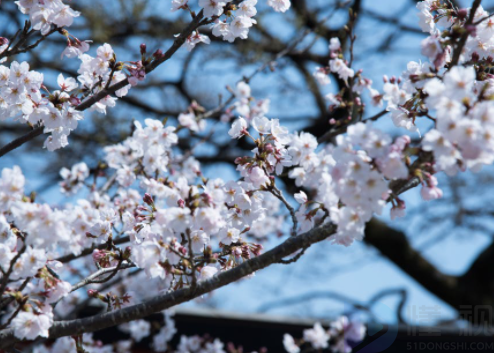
(268, 0, 291, 13)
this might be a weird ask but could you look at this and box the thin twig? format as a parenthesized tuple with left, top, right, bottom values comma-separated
(450, 0, 482, 67)
(0, 246, 26, 298)
(269, 185, 298, 236)
(70, 262, 135, 293)
(55, 235, 130, 264)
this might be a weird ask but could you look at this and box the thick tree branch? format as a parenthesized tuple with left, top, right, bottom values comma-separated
(0, 223, 337, 348)
(364, 218, 459, 306)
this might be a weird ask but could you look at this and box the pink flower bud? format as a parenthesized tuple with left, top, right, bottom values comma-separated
(153, 49, 164, 59)
(457, 8, 468, 20)
(234, 157, 247, 165)
(143, 193, 154, 206)
(177, 199, 185, 208)
(264, 143, 274, 154)
(92, 249, 106, 262)
(123, 246, 132, 259)
(87, 289, 99, 297)
(465, 25, 477, 36)
(421, 185, 443, 201)
(69, 96, 81, 106)
(137, 205, 148, 212)
(471, 52, 480, 62)
(140, 43, 147, 55)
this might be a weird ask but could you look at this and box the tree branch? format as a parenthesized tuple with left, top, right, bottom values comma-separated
(0, 3, 217, 159)
(450, 0, 482, 67)
(364, 219, 459, 306)
(0, 223, 337, 348)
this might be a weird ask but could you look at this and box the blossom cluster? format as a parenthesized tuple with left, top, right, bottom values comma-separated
(103, 116, 281, 280)
(181, 0, 292, 50)
(15, 0, 80, 35)
(284, 316, 366, 353)
(377, 3, 494, 197)
(0, 61, 79, 149)
(0, 37, 142, 151)
(384, 3, 494, 135)
(211, 0, 257, 43)
(230, 98, 411, 244)
(0, 102, 288, 339)
(76, 43, 133, 112)
(4, 0, 494, 348)
(220, 81, 270, 123)
(417, 1, 494, 63)
(312, 37, 383, 125)
(32, 311, 364, 353)
(422, 66, 494, 177)
(32, 334, 133, 353)
(2, 0, 295, 155)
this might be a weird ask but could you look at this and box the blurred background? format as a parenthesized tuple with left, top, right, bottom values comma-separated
(1, 0, 494, 333)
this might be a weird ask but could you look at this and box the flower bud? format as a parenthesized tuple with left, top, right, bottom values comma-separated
(233, 247, 242, 257)
(143, 193, 154, 206)
(140, 43, 147, 55)
(0, 37, 9, 46)
(69, 96, 82, 106)
(471, 52, 479, 63)
(92, 249, 106, 262)
(234, 157, 246, 165)
(241, 245, 251, 259)
(87, 289, 99, 298)
(122, 246, 132, 260)
(179, 246, 187, 255)
(457, 8, 468, 20)
(466, 25, 477, 36)
(153, 49, 164, 59)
